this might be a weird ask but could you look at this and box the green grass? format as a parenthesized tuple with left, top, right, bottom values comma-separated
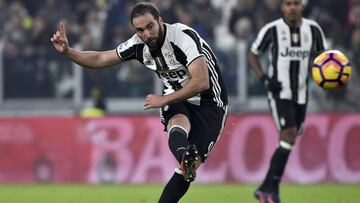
(0, 184, 359, 203)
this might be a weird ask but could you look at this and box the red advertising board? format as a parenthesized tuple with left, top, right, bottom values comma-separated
(0, 114, 359, 184)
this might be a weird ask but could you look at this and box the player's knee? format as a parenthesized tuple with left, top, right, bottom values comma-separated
(280, 128, 297, 145)
(167, 114, 191, 132)
(281, 136, 296, 145)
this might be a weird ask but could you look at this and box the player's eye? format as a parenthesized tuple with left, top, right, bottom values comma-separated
(136, 28, 144, 33)
(147, 23, 154, 29)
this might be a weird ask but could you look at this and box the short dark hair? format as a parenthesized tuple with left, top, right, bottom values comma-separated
(130, 2, 160, 25)
(281, 0, 302, 3)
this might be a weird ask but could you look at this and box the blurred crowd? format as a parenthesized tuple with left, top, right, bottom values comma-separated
(0, 0, 359, 111)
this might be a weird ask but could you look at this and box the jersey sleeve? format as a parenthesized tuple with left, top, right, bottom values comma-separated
(310, 22, 328, 53)
(116, 34, 143, 62)
(173, 27, 204, 67)
(250, 24, 273, 55)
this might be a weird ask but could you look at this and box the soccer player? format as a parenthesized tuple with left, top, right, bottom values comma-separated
(248, 0, 327, 202)
(51, 2, 228, 202)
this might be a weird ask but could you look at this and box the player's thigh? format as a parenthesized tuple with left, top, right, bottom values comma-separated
(268, 98, 297, 131)
(295, 103, 307, 133)
(160, 101, 191, 132)
(187, 105, 228, 162)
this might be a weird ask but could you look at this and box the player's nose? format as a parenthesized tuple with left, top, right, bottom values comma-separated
(143, 30, 152, 39)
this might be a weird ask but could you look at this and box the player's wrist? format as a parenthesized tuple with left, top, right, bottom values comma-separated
(62, 46, 71, 55)
(260, 74, 269, 86)
(161, 94, 171, 107)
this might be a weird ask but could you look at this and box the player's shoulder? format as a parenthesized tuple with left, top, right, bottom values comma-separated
(129, 33, 144, 44)
(302, 17, 322, 27)
(268, 18, 284, 26)
(117, 34, 143, 53)
(165, 23, 198, 42)
(167, 22, 194, 31)
(259, 18, 283, 32)
(166, 23, 198, 36)
(120, 33, 144, 47)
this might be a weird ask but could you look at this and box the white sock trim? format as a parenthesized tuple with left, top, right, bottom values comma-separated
(279, 141, 293, 150)
(168, 125, 189, 137)
(175, 167, 183, 175)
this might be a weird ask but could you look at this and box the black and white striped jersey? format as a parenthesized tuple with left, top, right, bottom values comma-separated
(251, 18, 328, 104)
(116, 23, 227, 107)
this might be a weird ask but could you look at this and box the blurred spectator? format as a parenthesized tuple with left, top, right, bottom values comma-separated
(151, 0, 177, 24)
(229, 0, 256, 35)
(37, 0, 72, 31)
(0, 0, 358, 112)
(348, 4, 360, 34)
(346, 28, 360, 109)
(306, 0, 349, 27)
(83, 8, 107, 49)
(172, 3, 194, 27)
(187, 0, 221, 44)
(309, 5, 345, 48)
(3, 2, 29, 98)
(253, 0, 281, 30)
(3, 11, 27, 57)
(212, 0, 238, 51)
(0, 0, 8, 35)
(233, 17, 253, 42)
(232, 17, 265, 96)
(80, 86, 107, 118)
(103, 0, 134, 49)
(25, 15, 53, 97)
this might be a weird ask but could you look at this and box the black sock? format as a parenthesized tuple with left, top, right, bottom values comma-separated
(258, 144, 291, 194)
(168, 126, 189, 163)
(258, 166, 272, 192)
(158, 172, 190, 203)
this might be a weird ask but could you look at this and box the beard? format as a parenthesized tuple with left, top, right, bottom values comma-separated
(146, 21, 164, 50)
(284, 12, 302, 26)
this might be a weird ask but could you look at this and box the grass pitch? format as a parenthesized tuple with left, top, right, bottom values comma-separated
(0, 184, 358, 203)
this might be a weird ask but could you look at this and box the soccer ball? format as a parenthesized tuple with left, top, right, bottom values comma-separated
(311, 50, 352, 90)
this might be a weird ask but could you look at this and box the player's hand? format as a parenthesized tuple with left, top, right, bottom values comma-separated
(144, 94, 167, 110)
(50, 22, 69, 54)
(260, 74, 282, 94)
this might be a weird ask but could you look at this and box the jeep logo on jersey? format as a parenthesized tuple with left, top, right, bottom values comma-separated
(159, 69, 188, 80)
(280, 47, 310, 59)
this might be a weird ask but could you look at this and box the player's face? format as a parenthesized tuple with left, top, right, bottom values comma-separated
(132, 13, 164, 49)
(281, 0, 303, 25)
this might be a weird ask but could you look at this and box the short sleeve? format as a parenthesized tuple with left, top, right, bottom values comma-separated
(250, 24, 273, 55)
(116, 34, 144, 61)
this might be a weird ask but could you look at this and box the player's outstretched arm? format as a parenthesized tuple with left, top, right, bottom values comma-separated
(50, 22, 121, 68)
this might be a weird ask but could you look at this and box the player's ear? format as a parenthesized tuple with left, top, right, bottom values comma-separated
(158, 16, 164, 24)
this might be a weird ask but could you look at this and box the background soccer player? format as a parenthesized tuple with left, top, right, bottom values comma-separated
(248, 0, 327, 202)
(51, 2, 228, 203)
